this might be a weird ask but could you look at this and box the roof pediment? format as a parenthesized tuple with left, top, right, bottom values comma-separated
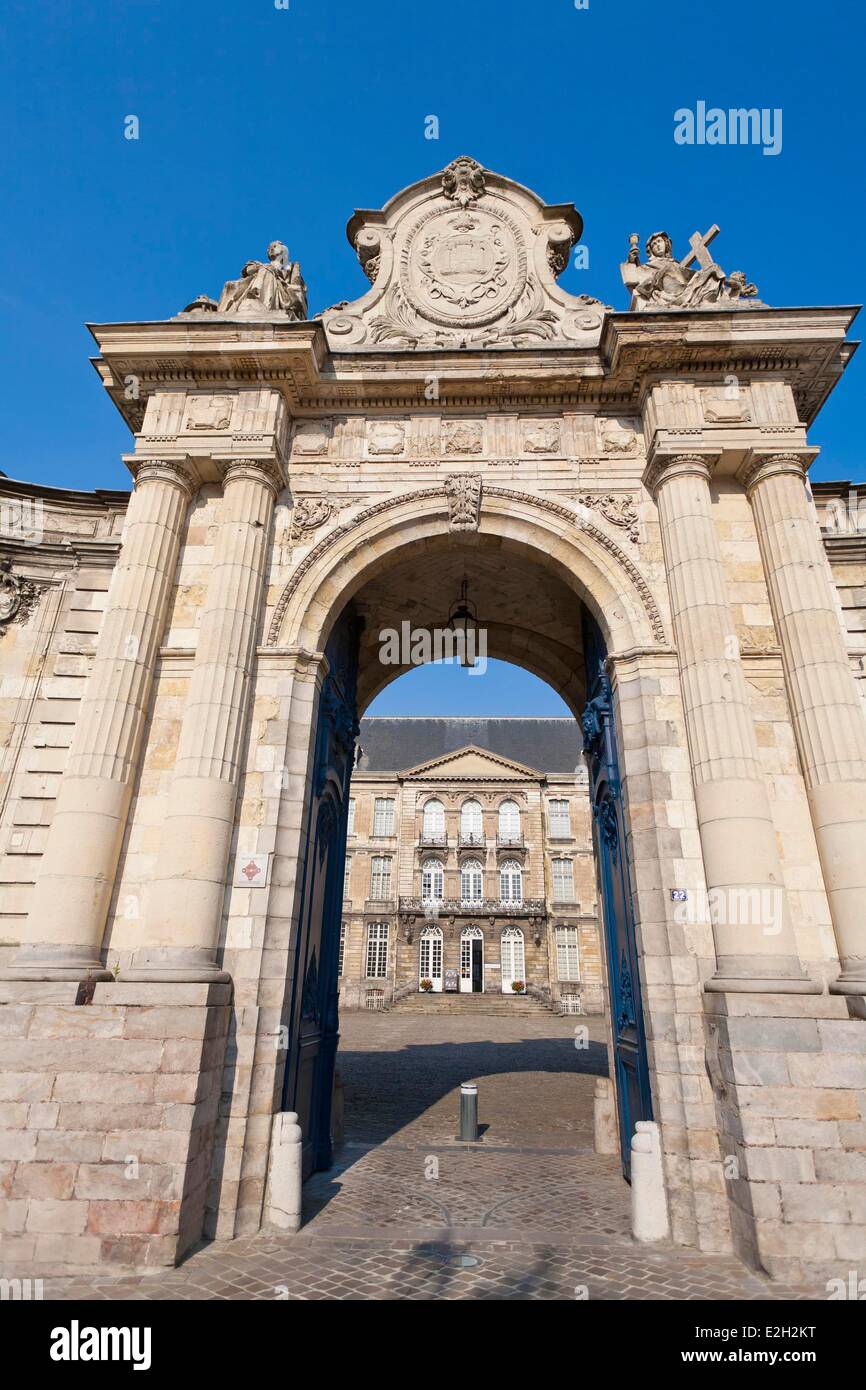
(322, 155, 609, 353)
(401, 743, 542, 781)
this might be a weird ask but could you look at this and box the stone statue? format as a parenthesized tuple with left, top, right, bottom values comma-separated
(215, 241, 307, 319)
(621, 227, 759, 311)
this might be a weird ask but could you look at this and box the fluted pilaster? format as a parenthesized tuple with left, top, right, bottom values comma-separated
(131, 457, 283, 981)
(742, 452, 866, 991)
(647, 454, 815, 993)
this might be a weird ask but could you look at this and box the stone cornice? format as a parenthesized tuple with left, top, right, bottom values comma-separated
(821, 533, 866, 562)
(88, 304, 859, 425)
(66, 538, 123, 569)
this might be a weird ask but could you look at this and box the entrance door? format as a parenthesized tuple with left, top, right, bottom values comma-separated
(500, 927, 525, 993)
(419, 927, 443, 991)
(460, 927, 484, 992)
(582, 614, 653, 1179)
(281, 608, 360, 1178)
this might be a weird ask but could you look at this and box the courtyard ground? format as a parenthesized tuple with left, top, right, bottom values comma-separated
(45, 1010, 818, 1300)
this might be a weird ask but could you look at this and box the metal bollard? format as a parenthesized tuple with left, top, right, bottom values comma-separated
(458, 1081, 480, 1142)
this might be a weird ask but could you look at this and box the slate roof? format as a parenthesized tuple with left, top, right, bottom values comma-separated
(356, 717, 583, 776)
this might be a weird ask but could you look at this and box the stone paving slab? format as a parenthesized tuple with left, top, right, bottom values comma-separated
(41, 1013, 821, 1301)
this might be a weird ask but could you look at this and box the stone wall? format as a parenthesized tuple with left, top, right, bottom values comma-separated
(0, 981, 229, 1275)
(706, 993, 866, 1284)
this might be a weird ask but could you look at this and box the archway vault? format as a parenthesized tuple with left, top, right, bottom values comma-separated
(267, 485, 668, 663)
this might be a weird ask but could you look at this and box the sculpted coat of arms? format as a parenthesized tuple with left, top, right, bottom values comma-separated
(321, 156, 606, 349)
(405, 209, 523, 328)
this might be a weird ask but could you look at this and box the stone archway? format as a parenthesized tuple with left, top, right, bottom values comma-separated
(268, 483, 665, 658)
(238, 491, 693, 1241)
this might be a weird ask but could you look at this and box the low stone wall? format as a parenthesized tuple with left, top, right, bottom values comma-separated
(705, 993, 866, 1284)
(0, 980, 230, 1275)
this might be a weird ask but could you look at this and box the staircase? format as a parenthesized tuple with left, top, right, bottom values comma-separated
(390, 990, 552, 1016)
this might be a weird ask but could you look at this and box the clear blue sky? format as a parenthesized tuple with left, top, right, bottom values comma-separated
(2, 0, 863, 714)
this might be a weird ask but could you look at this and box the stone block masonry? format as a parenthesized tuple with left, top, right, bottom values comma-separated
(0, 980, 230, 1274)
(705, 991, 866, 1285)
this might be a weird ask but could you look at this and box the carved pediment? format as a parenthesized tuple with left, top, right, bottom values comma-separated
(403, 744, 541, 780)
(321, 156, 610, 352)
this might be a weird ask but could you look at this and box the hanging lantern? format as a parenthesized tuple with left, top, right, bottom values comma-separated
(446, 577, 480, 667)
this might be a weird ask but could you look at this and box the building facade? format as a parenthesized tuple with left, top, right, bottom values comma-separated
(0, 156, 865, 1284)
(339, 717, 604, 1012)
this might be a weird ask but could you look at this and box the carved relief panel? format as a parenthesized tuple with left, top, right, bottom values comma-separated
(320, 156, 611, 351)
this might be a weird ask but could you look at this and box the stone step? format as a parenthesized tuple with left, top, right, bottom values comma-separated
(391, 993, 551, 1014)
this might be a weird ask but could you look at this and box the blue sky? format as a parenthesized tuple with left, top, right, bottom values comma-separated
(2, 0, 863, 715)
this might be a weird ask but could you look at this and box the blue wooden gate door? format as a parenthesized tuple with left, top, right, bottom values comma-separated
(281, 608, 360, 1177)
(582, 616, 653, 1179)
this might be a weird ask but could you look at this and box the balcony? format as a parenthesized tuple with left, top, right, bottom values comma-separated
(398, 896, 545, 921)
(496, 833, 525, 849)
(419, 830, 448, 847)
(458, 831, 486, 849)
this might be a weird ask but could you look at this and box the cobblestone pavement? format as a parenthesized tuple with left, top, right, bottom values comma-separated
(45, 1011, 819, 1300)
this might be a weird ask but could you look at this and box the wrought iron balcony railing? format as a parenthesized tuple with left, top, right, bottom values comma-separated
(458, 831, 486, 848)
(496, 833, 525, 848)
(398, 896, 545, 921)
(419, 830, 448, 847)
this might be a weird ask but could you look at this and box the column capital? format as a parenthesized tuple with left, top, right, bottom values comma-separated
(642, 452, 719, 497)
(216, 455, 286, 495)
(736, 449, 819, 497)
(125, 456, 200, 497)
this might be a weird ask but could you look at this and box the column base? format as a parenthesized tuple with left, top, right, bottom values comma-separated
(121, 945, 231, 985)
(829, 960, 866, 995)
(0, 944, 113, 983)
(705, 954, 819, 994)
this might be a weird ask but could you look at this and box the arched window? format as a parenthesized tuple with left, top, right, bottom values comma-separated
(498, 799, 520, 843)
(423, 798, 445, 833)
(460, 925, 484, 993)
(500, 926, 526, 992)
(419, 925, 443, 990)
(500, 859, 523, 904)
(460, 858, 484, 903)
(460, 799, 483, 844)
(421, 858, 444, 903)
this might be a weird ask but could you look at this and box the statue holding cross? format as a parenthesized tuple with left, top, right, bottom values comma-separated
(621, 227, 760, 311)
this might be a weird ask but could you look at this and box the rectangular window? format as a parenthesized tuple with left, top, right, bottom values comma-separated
(370, 856, 392, 899)
(343, 855, 352, 897)
(366, 922, 389, 979)
(549, 799, 571, 839)
(338, 921, 347, 977)
(555, 926, 580, 981)
(552, 858, 574, 903)
(347, 799, 356, 836)
(373, 798, 395, 836)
